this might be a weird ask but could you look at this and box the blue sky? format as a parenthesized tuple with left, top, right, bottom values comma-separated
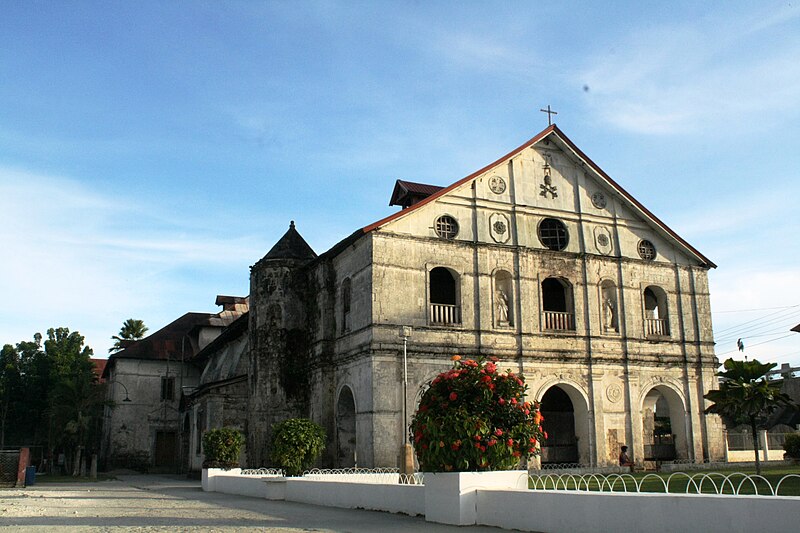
(1, 1, 799, 365)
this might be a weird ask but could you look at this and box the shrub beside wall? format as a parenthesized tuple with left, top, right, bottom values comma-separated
(270, 418, 326, 476)
(202, 427, 245, 469)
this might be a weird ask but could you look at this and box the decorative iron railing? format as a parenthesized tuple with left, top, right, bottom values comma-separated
(528, 472, 800, 496)
(241, 468, 284, 476)
(543, 311, 575, 331)
(645, 318, 668, 336)
(430, 304, 461, 325)
(302, 467, 422, 485)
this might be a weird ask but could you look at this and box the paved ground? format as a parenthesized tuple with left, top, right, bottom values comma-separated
(0, 474, 508, 532)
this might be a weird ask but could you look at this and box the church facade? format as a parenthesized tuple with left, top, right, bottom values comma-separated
(240, 124, 725, 469)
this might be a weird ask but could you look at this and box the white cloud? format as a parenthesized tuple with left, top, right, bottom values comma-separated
(0, 166, 261, 355)
(579, 6, 800, 135)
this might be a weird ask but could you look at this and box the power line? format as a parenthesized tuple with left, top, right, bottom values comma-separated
(716, 333, 796, 357)
(715, 313, 800, 344)
(713, 305, 800, 336)
(714, 304, 800, 314)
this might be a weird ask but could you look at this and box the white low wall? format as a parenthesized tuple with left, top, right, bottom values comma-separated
(477, 489, 800, 533)
(727, 448, 785, 462)
(286, 479, 424, 516)
(203, 469, 800, 532)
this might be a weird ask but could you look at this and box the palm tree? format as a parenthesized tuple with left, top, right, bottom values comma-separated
(109, 319, 148, 353)
(704, 358, 793, 475)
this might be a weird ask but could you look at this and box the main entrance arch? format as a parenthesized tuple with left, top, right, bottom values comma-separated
(537, 383, 590, 465)
(641, 384, 688, 462)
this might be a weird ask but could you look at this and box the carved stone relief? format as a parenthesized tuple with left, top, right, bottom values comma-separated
(488, 175, 506, 194)
(591, 191, 607, 209)
(593, 226, 613, 255)
(489, 212, 510, 244)
(606, 384, 622, 403)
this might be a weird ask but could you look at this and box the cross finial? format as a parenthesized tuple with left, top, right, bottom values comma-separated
(540, 105, 558, 126)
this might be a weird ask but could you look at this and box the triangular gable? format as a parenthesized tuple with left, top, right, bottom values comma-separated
(362, 125, 715, 269)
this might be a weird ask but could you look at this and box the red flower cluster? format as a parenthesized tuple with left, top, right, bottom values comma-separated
(409, 357, 546, 472)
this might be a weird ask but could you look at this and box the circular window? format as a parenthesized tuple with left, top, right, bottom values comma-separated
(638, 240, 656, 260)
(538, 218, 569, 251)
(434, 215, 459, 240)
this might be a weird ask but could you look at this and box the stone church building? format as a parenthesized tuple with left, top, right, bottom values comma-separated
(105, 124, 726, 471)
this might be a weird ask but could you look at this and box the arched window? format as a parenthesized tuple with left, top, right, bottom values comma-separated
(429, 267, 460, 325)
(341, 278, 352, 333)
(542, 277, 575, 331)
(643, 286, 669, 336)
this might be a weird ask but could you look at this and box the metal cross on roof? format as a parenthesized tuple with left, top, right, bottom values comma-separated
(540, 105, 558, 125)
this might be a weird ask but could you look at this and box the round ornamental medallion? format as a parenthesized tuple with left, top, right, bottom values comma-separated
(597, 234, 609, 247)
(489, 176, 507, 194)
(493, 220, 507, 234)
(591, 191, 607, 209)
(606, 384, 622, 403)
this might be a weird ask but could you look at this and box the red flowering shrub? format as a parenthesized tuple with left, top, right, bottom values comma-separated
(410, 356, 546, 472)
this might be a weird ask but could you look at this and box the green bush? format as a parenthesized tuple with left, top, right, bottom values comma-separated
(270, 418, 326, 476)
(784, 433, 800, 459)
(202, 427, 244, 469)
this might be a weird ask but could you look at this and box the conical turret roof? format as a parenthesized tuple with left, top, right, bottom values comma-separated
(262, 221, 317, 261)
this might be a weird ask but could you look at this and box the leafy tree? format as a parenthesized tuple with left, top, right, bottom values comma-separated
(109, 319, 148, 353)
(15, 334, 49, 446)
(43, 328, 100, 475)
(0, 344, 22, 448)
(1, 329, 102, 476)
(704, 358, 794, 475)
(270, 418, 326, 476)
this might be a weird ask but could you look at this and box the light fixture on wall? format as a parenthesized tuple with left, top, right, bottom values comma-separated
(108, 379, 132, 402)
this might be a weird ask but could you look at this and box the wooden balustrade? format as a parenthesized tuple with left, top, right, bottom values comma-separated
(543, 311, 575, 331)
(430, 304, 461, 325)
(645, 318, 668, 336)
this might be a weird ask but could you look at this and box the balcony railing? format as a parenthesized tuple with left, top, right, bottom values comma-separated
(430, 303, 461, 325)
(645, 318, 668, 336)
(543, 311, 575, 331)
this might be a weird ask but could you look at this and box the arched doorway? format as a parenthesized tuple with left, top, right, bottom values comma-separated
(539, 384, 589, 464)
(336, 386, 357, 467)
(642, 385, 688, 462)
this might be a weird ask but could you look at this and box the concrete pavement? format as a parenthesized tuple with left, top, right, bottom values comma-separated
(0, 474, 512, 532)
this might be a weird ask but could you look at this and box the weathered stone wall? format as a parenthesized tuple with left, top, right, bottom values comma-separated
(247, 259, 313, 467)
(103, 358, 200, 470)
(241, 133, 723, 469)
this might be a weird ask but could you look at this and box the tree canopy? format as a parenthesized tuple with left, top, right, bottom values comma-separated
(704, 358, 794, 475)
(0, 327, 104, 474)
(109, 318, 148, 353)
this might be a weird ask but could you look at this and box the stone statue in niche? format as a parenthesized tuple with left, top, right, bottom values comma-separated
(495, 289, 510, 326)
(603, 294, 618, 333)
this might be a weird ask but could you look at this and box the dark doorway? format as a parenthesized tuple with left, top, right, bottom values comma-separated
(540, 386, 578, 464)
(154, 431, 177, 469)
